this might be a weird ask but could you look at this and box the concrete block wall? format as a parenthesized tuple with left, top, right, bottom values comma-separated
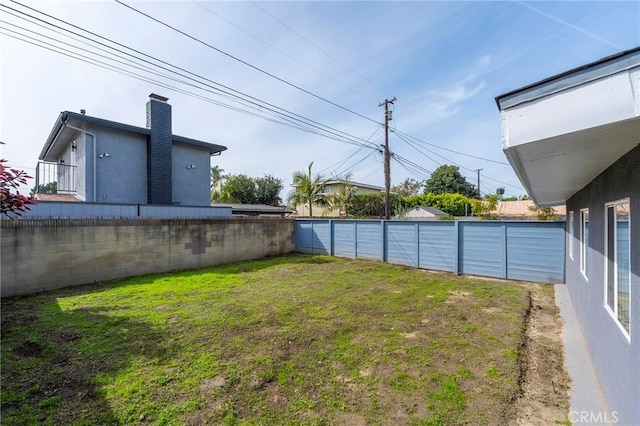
(1, 218, 295, 297)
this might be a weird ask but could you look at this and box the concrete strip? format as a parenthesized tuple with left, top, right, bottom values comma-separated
(555, 284, 611, 425)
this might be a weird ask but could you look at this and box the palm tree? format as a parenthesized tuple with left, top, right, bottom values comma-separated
(289, 162, 327, 217)
(210, 165, 225, 202)
(326, 172, 355, 217)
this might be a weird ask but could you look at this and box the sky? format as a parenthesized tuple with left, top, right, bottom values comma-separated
(1, 0, 639, 201)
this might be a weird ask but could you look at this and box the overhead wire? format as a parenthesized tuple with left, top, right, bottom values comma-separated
(0, 27, 377, 149)
(331, 147, 381, 179)
(191, 0, 378, 104)
(249, 0, 390, 98)
(2, 1, 381, 150)
(394, 129, 510, 166)
(3, 1, 522, 195)
(393, 130, 524, 191)
(391, 153, 433, 180)
(114, 0, 381, 125)
(317, 124, 383, 175)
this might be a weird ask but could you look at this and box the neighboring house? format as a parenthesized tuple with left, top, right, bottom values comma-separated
(36, 94, 227, 206)
(496, 47, 639, 424)
(402, 206, 447, 220)
(492, 200, 566, 220)
(293, 180, 384, 217)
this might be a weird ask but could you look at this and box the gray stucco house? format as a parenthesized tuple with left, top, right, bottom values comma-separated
(496, 48, 639, 424)
(37, 94, 227, 206)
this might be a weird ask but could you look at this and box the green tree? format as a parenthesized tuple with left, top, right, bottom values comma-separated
(391, 178, 423, 198)
(528, 204, 558, 221)
(345, 193, 404, 218)
(404, 193, 473, 216)
(221, 174, 256, 204)
(424, 165, 478, 198)
(471, 194, 499, 219)
(326, 172, 355, 217)
(30, 181, 57, 196)
(255, 175, 283, 206)
(288, 162, 327, 217)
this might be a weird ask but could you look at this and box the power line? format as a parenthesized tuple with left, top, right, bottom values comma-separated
(191, 0, 378, 104)
(115, 0, 381, 125)
(331, 148, 380, 179)
(393, 129, 510, 165)
(391, 153, 433, 179)
(0, 25, 359, 147)
(317, 125, 383, 175)
(3, 26, 380, 151)
(249, 0, 390, 98)
(393, 130, 523, 191)
(2, 1, 381, 150)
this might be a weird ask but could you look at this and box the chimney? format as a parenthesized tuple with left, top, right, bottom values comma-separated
(146, 93, 173, 205)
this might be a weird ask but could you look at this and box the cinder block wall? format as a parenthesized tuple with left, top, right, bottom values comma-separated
(1, 218, 295, 297)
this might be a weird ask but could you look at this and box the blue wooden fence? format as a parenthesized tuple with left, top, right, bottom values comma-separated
(295, 220, 565, 283)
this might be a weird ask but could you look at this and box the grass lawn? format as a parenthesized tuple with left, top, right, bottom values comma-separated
(2, 254, 537, 425)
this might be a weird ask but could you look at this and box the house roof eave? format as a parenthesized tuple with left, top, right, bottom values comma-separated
(40, 111, 227, 159)
(495, 47, 640, 110)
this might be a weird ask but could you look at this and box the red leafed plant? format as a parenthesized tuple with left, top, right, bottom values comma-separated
(1, 142, 35, 218)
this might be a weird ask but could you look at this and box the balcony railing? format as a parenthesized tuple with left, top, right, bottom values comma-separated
(34, 162, 77, 194)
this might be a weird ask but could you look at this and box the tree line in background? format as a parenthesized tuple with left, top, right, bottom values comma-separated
(210, 163, 556, 220)
(280, 163, 556, 220)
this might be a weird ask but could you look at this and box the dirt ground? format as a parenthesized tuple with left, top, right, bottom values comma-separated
(512, 284, 571, 425)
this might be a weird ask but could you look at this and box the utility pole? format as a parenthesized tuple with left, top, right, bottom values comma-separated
(379, 97, 396, 219)
(474, 168, 483, 198)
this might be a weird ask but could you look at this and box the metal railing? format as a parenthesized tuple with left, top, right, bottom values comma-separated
(34, 162, 77, 194)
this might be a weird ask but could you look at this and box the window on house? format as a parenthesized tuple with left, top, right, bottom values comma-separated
(568, 211, 574, 260)
(580, 209, 589, 278)
(605, 199, 630, 337)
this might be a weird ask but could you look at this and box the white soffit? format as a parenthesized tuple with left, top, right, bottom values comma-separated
(504, 117, 639, 206)
(498, 50, 640, 207)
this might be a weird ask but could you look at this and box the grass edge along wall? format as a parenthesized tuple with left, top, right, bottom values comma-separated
(1, 218, 295, 297)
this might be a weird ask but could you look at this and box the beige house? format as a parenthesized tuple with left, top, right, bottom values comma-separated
(293, 180, 384, 217)
(491, 200, 566, 219)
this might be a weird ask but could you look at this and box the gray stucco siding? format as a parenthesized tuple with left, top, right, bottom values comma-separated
(86, 125, 148, 204)
(565, 144, 639, 424)
(171, 142, 211, 206)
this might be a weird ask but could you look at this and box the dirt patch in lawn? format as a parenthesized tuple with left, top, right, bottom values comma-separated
(512, 284, 571, 425)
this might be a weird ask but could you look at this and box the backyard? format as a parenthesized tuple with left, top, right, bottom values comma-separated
(0, 254, 569, 425)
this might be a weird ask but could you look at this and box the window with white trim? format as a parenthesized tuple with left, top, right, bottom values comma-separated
(580, 209, 589, 278)
(605, 199, 630, 336)
(568, 211, 574, 260)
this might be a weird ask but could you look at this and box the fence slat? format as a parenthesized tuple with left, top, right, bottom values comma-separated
(296, 219, 566, 284)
